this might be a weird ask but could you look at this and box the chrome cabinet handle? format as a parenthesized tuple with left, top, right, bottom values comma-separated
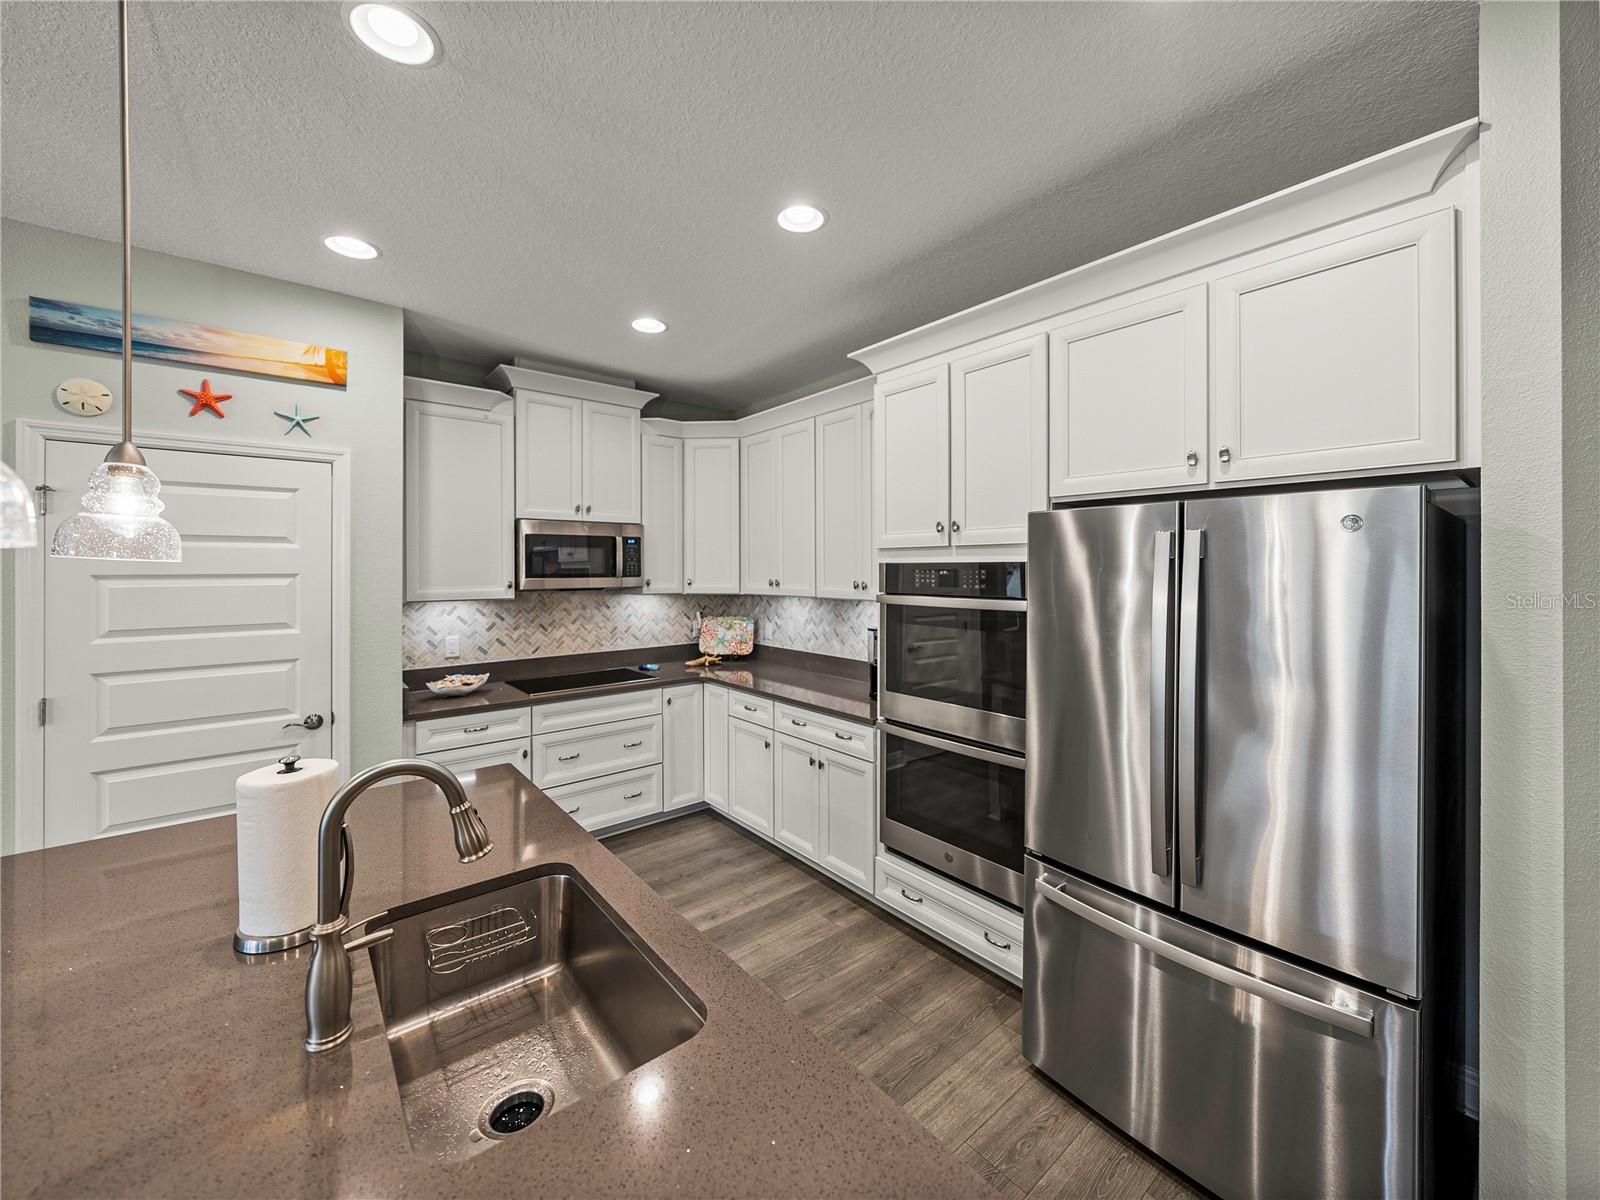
(565, 805, 581, 815)
(763, 740, 770, 749)
(817, 759, 823, 771)
(1177, 527, 1205, 888)
(743, 704, 759, 712)
(283, 713, 325, 730)
(1217, 447, 1231, 464)
(951, 520, 960, 533)
(1185, 451, 1198, 468)
(935, 521, 944, 534)
(463, 724, 489, 734)
(623, 791, 643, 800)
(623, 740, 643, 749)
(834, 731, 852, 741)
(983, 931, 1012, 951)
(808, 756, 815, 766)
(506, 580, 514, 590)
(521, 749, 528, 759)
(686, 578, 693, 586)
(558, 752, 581, 762)
(574, 505, 581, 514)
(791, 718, 807, 727)
(585, 504, 592, 513)
(666, 697, 672, 706)
(1150, 530, 1175, 879)
(774, 578, 780, 587)
(645, 578, 651, 587)
(900, 888, 923, 904)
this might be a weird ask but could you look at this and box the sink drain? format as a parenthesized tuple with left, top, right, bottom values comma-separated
(478, 1080, 555, 1139)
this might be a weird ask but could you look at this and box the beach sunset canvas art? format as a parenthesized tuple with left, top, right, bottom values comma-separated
(28, 296, 348, 386)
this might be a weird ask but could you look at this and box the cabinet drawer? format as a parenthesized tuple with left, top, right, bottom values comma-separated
(530, 715, 662, 788)
(527, 687, 662, 734)
(547, 765, 662, 834)
(413, 706, 532, 754)
(775, 704, 875, 762)
(421, 737, 531, 780)
(876, 855, 1024, 984)
(728, 692, 774, 728)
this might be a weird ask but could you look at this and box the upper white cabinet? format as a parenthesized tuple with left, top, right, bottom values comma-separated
(1048, 284, 1209, 497)
(641, 433, 683, 593)
(875, 366, 950, 549)
(816, 404, 873, 597)
(1210, 208, 1458, 483)
(743, 420, 817, 595)
(582, 400, 643, 522)
(950, 334, 1048, 545)
(662, 683, 704, 810)
(402, 382, 515, 602)
(515, 394, 640, 521)
(683, 437, 741, 594)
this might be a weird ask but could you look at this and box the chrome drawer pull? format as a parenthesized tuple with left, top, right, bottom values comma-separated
(743, 704, 759, 712)
(558, 753, 581, 762)
(623, 741, 643, 749)
(834, 731, 852, 741)
(623, 791, 643, 800)
(564, 805, 581, 815)
(900, 888, 923, 904)
(463, 724, 489, 734)
(791, 718, 808, 727)
(983, 931, 1013, 952)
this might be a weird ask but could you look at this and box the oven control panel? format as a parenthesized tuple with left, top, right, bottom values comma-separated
(880, 561, 1024, 599)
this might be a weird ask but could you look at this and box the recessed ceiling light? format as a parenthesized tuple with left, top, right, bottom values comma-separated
(631, 317, 667, 334)
(323, 234, 380, 260)
(345, 3, 439, 66)
(777, 204, 827, 233)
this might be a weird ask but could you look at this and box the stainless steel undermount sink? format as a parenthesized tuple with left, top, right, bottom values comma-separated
(364, 865, 705, 1162)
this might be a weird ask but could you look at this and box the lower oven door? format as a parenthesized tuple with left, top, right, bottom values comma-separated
(878, 721, 1025, 907)
(1023, 860, 1420, 1200)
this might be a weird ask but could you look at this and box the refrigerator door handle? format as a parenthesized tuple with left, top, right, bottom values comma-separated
(1177, 526, 1204, 887)
(1035, 873, 1375, 1038)
(1149, 529, 1175, 877)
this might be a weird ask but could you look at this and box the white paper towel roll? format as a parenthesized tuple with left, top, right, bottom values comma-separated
(235, 757, 341, 939)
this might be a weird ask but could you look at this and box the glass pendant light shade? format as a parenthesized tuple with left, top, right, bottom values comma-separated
(50, 460, 180, 562)
(1, 460, 39, 548)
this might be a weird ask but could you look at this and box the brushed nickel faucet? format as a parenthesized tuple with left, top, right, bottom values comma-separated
(304, 758, 493, 1052)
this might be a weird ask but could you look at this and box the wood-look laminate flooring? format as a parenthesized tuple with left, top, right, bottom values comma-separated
(606, 812, 1208, 1200)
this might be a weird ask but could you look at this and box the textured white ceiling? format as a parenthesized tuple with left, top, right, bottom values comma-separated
(1, 1, 1476, 412)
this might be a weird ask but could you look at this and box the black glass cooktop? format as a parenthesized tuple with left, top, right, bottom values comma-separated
(510, 667, 655, 696)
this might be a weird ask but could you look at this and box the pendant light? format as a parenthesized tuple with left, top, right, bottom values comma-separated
(50, 0, 180, 563)
(0, 462, 38, 548)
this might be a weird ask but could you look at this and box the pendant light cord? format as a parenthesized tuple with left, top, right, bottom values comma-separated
(118, 0, 134, 451)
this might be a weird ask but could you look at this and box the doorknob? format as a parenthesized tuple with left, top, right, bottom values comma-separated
(283, 713, 325, 731)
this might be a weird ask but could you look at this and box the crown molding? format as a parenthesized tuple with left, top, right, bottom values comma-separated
(486, 363, 657, 409)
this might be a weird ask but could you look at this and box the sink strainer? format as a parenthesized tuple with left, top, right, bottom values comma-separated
(479, 1080, 555, 1139)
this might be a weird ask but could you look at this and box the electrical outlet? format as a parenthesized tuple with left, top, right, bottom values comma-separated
(445, 635, 460, 658)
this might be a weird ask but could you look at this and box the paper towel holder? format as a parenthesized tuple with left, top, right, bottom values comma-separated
(234, 763, 354, 955)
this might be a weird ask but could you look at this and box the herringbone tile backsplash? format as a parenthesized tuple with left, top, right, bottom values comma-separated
(403, 593, 877, 668)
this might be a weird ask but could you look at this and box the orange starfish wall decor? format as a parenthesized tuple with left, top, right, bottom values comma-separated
(180, 378, 232, 417)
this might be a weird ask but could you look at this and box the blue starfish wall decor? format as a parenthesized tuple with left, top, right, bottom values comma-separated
(274, 401, 320, 437)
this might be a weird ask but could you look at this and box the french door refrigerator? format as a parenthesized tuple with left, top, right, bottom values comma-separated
(1022, 481, 1474, 1200)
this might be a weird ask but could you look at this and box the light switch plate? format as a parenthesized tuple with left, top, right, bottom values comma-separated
(444, 635, 460, 658)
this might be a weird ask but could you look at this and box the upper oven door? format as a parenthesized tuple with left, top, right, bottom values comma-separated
(516, 519, 643, 590)
(877, 595, 1027, 751)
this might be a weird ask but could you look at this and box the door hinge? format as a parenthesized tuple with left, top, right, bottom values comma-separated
(37, 697, 48, 727)
(34, 485, 53, 517)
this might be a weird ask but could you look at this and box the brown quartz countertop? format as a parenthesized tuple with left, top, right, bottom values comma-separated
(1, 766, 986, 1200)
(404, 644, 875, 725)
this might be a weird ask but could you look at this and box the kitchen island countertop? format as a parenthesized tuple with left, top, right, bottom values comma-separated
(1, 765, 986, 1199)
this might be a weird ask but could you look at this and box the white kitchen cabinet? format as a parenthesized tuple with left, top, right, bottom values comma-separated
(1210, 208, 1458, 483)
(815, 405, 873, 598)
(683, 437, 741, 594)
(663, 683, 704, 810)
(420, 736, 531, 781)
(515, 391, 639, 521)
(743, 420, 817, 595)
(529, 714, 662, 789)
(727, 717, 774, 834)
(817, 746, 873, 890)
(774, 735, 821, 859)
(1048, 285, 1208, 498)
(703, 685, 728, 811)
(548, 765, 662, 834)
(950, 334, 1048, 545)
(404, 397, 516, 601)
(875, 366, 950, 549)
(641, 433, 684, 593)
(740, 429, 778, 592)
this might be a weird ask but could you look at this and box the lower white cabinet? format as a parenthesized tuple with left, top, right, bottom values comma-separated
(727, 717, 774, 834)
(876, 853, 1024, 984)
(704, 685, 729, 811)
(529, 715, 662, 790)
(817, 746, 873, 889)
(548, 765, 662, 834)
(420, 736, 531, 780)
(774, 736, 821, 859)
(663, 683, 704, 810)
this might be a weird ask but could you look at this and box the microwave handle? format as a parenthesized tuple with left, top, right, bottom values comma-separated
(874, 720, 1025, 768)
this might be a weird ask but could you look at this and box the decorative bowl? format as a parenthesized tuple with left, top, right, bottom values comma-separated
(424, 673, 489, 697)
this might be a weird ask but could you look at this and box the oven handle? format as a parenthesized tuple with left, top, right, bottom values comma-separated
(876, 720, 1026, 768)
(876, 594, 1027, 612)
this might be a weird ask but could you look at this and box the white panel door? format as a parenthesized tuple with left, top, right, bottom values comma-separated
(703, 685, 728, 811)
(404, 398, 515, 601)
(1048, 284, 1209, 498)
(818, 746, 873, 890)
(774, 735, 821, 861)
(423, 738, 531, 781)
(774, 419, 817, 596)
(875, 366, 950, 549)
(683, 438, 740, 594)
(815, 405, 871, 598)
(42, 440, 334, 847)
(641, 434, 683, 593)
(1211, 208, 1458, 482)
(727, 718, 773, 834)
(662, 683, 704, 810)
(581, 400, 640, 522)
(516, 391, 583, 518)
(950, 334, 1047, 545)
(740, 430, 778, 592)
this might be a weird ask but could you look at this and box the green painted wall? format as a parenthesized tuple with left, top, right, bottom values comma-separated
(1, 219, 405, 851)
(1478, 4, 1600, 1195)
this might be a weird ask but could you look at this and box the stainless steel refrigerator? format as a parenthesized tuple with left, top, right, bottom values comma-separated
(1022, 481, 1476, 1200)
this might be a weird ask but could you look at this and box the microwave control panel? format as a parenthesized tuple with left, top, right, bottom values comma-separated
(621, 536, 642, 578)
(880, 561, 1024, 599)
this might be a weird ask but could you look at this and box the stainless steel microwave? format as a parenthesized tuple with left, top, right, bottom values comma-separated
(515, 519, 643, 590)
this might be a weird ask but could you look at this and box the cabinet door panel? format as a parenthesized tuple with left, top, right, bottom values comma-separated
(704, 685, 728, 811)
(641, 434, 684, 593)
(727, 718, 774, 833)
(1049, 285, 1208, 497)
(875, 367, 949, 549)
(951, 334, 1047, 544)
(816, 406, 869, 598)
(776, 419, 816, 595)
(516, 392, 583, 518)
(775, 735, 820, 860)
(1211, 208, 1457, 482)
(819, 747, 873, 889)
(582, 400, 641, 522)
(741, 430, 778, 592)
(684, 438, 741, 593)
(404, 399, 515, 601)
(422, 737, 531, 780)
(663, 683, 704, 810)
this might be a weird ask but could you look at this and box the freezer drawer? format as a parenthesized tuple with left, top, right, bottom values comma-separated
(1023, 860, 1419, 1200)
